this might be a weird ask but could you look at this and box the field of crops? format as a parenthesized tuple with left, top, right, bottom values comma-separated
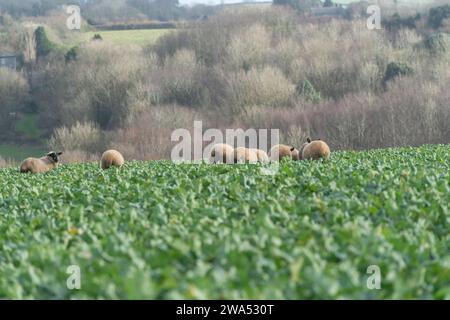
(0, 145, 449, 299)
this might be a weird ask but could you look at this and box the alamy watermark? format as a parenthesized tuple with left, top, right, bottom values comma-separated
(367, 5, 382, 30)
(66, 265, 81, 290)
(66, 5, 81, 31)
(366, 265, 382, 290)
(171, 121, 282, 174)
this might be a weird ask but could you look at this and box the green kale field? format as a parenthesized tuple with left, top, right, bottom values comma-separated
(0, 145, 449, 299)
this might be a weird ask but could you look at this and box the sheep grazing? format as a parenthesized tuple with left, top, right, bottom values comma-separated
(291, 148, 301, 161)
(101, 150, 125, 170)
(299, 141, 310, 158)
(251, 149, 270, 163)
(269, 144, 298, 161)
(301, 138, 331, 160)
(234, 147, 258, 164)
(210, 143, 234, 164)
(20, 151, 63, 174)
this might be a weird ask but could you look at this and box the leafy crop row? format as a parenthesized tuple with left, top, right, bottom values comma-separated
(0, 145, 449, 299)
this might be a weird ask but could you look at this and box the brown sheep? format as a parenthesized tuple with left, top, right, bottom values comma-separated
(291, 148, 301, 161)
(20, 151, 63, 174)
(250, 149, 270, 163)
(210, 143, 234, 164)
(301, 138, 331, 160)
(269, 144, 298, 161)
(298, 142, 310, 159)
(101, 150, 125, 170)
(234, 147, 258, 164)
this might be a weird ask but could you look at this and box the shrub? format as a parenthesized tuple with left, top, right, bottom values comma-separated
(0, 69, 29, 136)
(64, 46, 79, 63)
(159, 50, 231, 109)
(34, 26, 55, 60)
(61, 42, 148, 129)
(298, 80, 321, 104)
(226, 66, 296, 109)
(59, 150, 99, 164)
(383, 62, 414, 85)
(281, 125, 309, 149)
(0, 156, 15, 168)
(226, 23, 272, 71)
(111, 105, 199, 160)
(289, 20, 392, 99)
(154, 6, 297, 66)
(153, 30, 191, 63)
(384, 13, 420, 32)
(153, 9, 397, 102)
(31, 61, 70, 131)
(48, 122, 106, 154)
(160, 49, 199, 106)
(235, 72, 450, 151)
(428, 5, 450, 29)
(422, 32, 450, 54)
(92, 33, 103, 41)
(394, 29, 423, 50)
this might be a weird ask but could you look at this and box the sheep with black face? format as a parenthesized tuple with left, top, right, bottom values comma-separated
(20, 151, 63, 174)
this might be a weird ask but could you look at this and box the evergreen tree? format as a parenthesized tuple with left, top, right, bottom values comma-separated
(34, 26, 54, 61)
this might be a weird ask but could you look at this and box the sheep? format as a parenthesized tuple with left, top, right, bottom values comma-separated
(269, 144, 298, 161)
(299, 141, 310, 158)
(234, 147, 258, 164)
(250, 149, 270, 163)
(301, 138, 331, 160)
(291, 148, 301, 161)
(210, 143, 234, 164)
(20, 151, 63, 174)
(101, 149, 125, 170)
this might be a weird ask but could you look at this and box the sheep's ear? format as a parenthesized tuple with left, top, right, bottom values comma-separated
(290, 147, 295, 152)
(57, 152, 63, 156)
(307, 137, 311, 143)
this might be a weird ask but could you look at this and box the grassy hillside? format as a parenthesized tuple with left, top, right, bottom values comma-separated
(77, 29, 172, 47)
(0, 145, 449, 299)
(38, 26, 172, 49)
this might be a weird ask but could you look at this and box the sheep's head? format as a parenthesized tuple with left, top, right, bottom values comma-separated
(47, 151, 63, 163)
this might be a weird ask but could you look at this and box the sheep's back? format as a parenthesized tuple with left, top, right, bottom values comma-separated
(101, 150, 125, 169)
(20, 158, 55, 173)
(270, 145, 292, 161)
(302, 141, 331, 160)
(20, 158, 35, 173)
(251, 149, 269, 163)
(234, 147, 258, 164)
